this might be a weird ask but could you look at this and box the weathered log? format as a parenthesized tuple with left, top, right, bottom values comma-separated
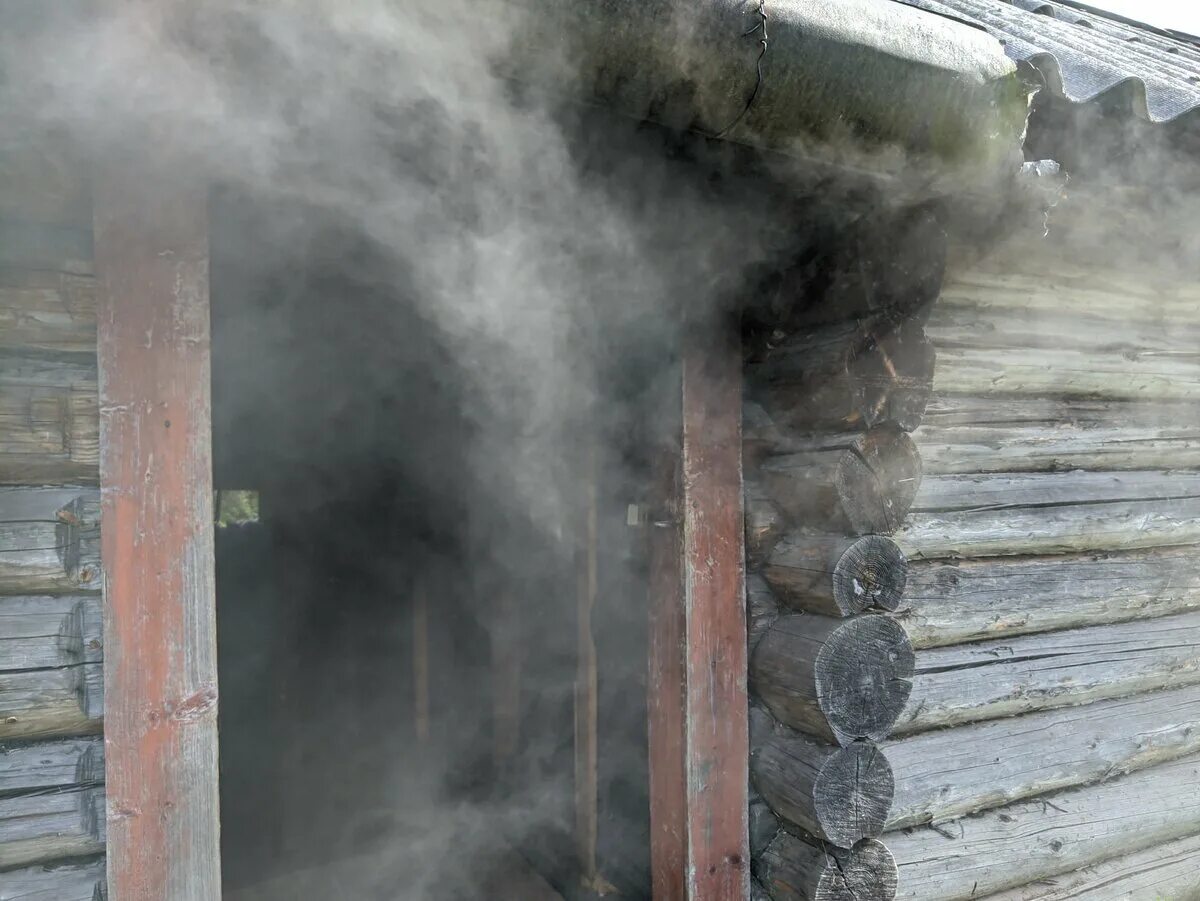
(759, 427, 922, 536)
(747, 574, 781, 652)
(757, 834, 897, 901)
(0, 857, 107, 901)
(751, 613, 914, 745)
(897, 471, 1200, 559)
(885, 754, 1200, 901)
(0, 595, 102, 671)
(0, 269, 96, 354)
(749, 321, 935, 432)
(0, 489, 101, 594)
(0, 349, 96, 387)
(767, 533, 908, 616)
(749, 789, 782, 859)
(752, 719, 894, 847)
(885, 682, 1200, 830)
(745, 480, 787, 570)
(0, 787, 104, 869)
(899, 546, 1200, 649)
(0, 383, 99, 485)
(980, 831, 1200, 900)
(0, 664, 103, 740)
(0, 222, 92, 276)
(893, 610, 1200, 735)
(914, 395, 1200, 474)
(0, 738, 104, 795)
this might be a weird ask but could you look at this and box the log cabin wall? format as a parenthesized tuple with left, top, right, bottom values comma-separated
(0, 136, 108, 896)
(744, 194, 1200, 900)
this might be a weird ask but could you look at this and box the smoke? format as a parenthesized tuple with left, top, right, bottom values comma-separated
(3, 1, 805, 897)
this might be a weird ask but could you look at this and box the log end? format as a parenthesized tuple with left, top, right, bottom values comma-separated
(815, 741, 895, 848)
(818, 615, 914, 742)
(833, 535, 908, 613)
(759, 833, 897, 901)
(835, 426, 922, 535)
(849, 325, 936, 432)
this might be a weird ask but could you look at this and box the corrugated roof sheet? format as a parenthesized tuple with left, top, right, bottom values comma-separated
(895, 0, 1200, 124)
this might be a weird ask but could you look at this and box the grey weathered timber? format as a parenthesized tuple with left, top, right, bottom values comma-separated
(0, 737, 104, 795)
(0, 383, 99, 485)
(748, 574, 781, 652)
(979, 831, 1200, 900)
(760, 427, 922, 536)
(749, 788, 782, 859)
(748, 321, 935, 433)
(0, 595, 102, 670)
(0, 490, 101, 594)
(752, 716, 894, 847)
(0, 664, 103, 740)
(898, 546, 1200, 648)
(767, 533, 908, 616)
(0, 786, 104, 869)
(886, 755, 1200, 901)
(893, 611, 1200, 735)
(757, 834, 897, 901)
(0, 270, 96, 354)
(914, 395, 1200, 474)
(897, 471, 1200, 559)
(751, 613, 914, 745)
(884, 683, 1200, 830)
(0, 349, 96, 388)
(0, 857, 107, 901)
(745, 480, 787, 570)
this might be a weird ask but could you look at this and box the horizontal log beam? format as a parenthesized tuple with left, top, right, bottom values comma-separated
(0, 857, 106, 901)
(751, 613, 914, 744)
(0, 664, 103, 741)
(756, 834, 897, 901)
(0, 595, 102, 671)
(0, 786, 104, 870)
(912, 470, 1200, 511)
(0, 489, 101, 594)
(745, 481, 787, 570)
(766, 533, 908, 616)
(885, 682, 1200, 830)
(0, 383, 99, 485)
(760, 427, 922, 536)
(0, 221, 92, 275)
(886, 754, 1200, 901)
(980, 831, 1200, 901)
(898, 546, 1200, 649)
(913, 395, 1200, 474)
(752, 720, 893, 848)
(0, 737, 104, 795)
(0, 269, 96, 354)
(894, 611, 1200, 735)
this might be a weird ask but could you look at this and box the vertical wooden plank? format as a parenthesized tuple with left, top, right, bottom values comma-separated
(94, 165, 221, 900)
(648, 319, 749, 900)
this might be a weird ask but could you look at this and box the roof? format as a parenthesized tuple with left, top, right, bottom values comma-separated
(895, 0, 1200, 124)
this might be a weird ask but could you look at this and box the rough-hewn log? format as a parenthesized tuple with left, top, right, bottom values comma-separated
(0, 787, 104, 869)
(0, 270, 96, 354)
(898, 471, 1200, 559)
(899, 546, 1200, 648)
(885, 683, 1200, 830)
(745, 480, 787, 570)
(0, 222, 92, 276)
(894, 611, 1200, 736)
(752, 718, 894, 848)
(0, 595, 102, 671)
(980, 831, 1200, 900)
(0, 738, 104, 795)
(767, 533, 908, 616)
(0, 857, 107, 901)
(914, 395, 1200, 474)
(0, 489, 101, 595)
(751, 613, 914, 745)
(0, 383, 99, 485)
(0, 349, 96, 387)
(760, 427, 922, 536)
(0, 664, 103, 741)
(757, 834, 897, 901)
(747, 574, 781, 652)
(748, 321, 935, 432)
(749, 788, 782, 859)
(886, 755, 1200, 901)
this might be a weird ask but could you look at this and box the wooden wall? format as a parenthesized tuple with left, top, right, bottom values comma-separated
(744, 200, 1200, 900)
(0, 135, 107, 897)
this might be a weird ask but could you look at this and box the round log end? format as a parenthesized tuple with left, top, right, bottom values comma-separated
(833, 535, 908, 613)
(817, 615, 914, 742)
(759, 833, 898, 901)
(815, 741, 895, 848)
(850, 324, 936, 432)
(835, 426, 922, 535)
